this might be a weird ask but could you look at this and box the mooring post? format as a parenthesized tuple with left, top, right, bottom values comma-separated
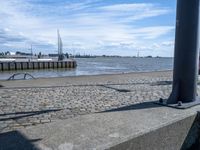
(157, 0, 200, 109)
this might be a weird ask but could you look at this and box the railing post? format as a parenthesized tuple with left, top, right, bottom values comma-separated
(157, 0, 200, 109)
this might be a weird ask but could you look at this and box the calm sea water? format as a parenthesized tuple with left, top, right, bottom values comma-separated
(0, 57, 173, 80)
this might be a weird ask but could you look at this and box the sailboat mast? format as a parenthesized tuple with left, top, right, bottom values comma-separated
(57, 29, 64, 61)
(57, 29, 60, 56)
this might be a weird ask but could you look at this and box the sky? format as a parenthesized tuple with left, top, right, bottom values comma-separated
(0, 0, 176, 57)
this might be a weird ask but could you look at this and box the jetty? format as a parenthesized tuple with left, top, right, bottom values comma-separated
(0, 59, 76, 71)
(0, 30, 77, 71)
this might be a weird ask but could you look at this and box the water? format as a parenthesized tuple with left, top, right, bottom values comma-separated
(0, 57, 173, 80)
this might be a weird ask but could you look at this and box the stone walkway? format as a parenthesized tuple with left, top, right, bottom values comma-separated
(0, 71, 176, 132)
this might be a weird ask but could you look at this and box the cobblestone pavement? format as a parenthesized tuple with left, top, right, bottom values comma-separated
(0, 71, 182, 132)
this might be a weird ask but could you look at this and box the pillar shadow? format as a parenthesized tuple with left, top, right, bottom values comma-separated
(0, 131, 41, 150)
(0, 109, 62, 121)
(100, 101, 163, 113)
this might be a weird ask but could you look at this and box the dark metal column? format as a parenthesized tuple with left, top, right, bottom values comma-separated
(157, 0, 200, 109)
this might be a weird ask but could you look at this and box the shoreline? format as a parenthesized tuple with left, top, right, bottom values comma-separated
(0, 69, 173, 81)
(0, 70, 173, 88)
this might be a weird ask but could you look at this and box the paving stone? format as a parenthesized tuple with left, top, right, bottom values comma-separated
(40, 119, 51, 123)
(0, 71, 190, 132)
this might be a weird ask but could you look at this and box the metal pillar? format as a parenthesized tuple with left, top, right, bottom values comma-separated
(156, 0, 200, 109)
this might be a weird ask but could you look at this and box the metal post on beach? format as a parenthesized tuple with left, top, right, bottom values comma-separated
(156, 0, 200, 108)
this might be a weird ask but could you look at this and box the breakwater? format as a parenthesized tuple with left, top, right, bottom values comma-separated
(0, 60, 77, 71)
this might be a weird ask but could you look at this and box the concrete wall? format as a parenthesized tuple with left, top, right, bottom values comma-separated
(53, 62, 57, 68)
(2, 100, 199, 150)
(110, 114, 199, 150)
(49, 62, 53, 68)
(70, 61, 73, 68)
(44, 62, 48, 69)
(2, 62, 9, 71)
(61, 62, 64, 68)
(38, 62, 43, 69)
(16, 62, 22, 70)
(66, 61, 69, 68)
(33, 62, 38, 69)
(9, 62, 15, 70)
(28, 62, 33, 69)
(22, 62, 28, 70)
(58, 62, 62, 68)
(0, 60, 76, 71)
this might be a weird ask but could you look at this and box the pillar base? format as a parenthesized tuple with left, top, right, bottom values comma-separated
(154, 97, 200, 109)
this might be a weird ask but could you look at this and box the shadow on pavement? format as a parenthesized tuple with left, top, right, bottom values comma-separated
(0, 131, 41, 150)
(181, 112, 200, 150)
(0, 109, 62, 121)
(100, 101, 163, 113)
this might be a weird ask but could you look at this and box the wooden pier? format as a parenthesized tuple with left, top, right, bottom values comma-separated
(0, 60, 77, 71)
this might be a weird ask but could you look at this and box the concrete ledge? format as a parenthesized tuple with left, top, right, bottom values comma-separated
(110, 113, 198, 150)
(0, 102, 197, 150)
(0, 60, 76, 71)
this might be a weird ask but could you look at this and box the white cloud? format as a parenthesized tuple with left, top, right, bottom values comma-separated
(131, 26, 174, 39)
(100, 3, 152, 11)
(161, 41, 174, 47)
(99, 3, 171, 21)
(0, 0, 175, 56)
(64, 0, 101, 11)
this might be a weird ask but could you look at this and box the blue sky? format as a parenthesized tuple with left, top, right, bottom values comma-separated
(0, 0, 176, 56)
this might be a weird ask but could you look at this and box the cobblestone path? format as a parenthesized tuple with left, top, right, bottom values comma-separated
(0, 72, 177, 132)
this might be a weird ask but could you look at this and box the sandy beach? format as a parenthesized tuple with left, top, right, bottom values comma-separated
(0, 71, 174, 132)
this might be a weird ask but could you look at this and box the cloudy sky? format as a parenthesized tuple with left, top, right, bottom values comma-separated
(0, 0, 176, 56)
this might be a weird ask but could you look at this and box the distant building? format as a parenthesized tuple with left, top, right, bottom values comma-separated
(49, 53, 69, 58)
(49, 54, 59, 57)
(16, 51, 32, 56)
(10, 52, 16, 55)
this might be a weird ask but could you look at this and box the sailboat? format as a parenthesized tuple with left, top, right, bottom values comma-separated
(57, 29, 64, 61)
